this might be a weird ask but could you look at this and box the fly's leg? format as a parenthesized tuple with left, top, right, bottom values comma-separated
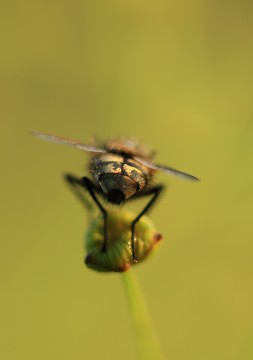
(64, 174, 92, 211)
(131, 185, 164, 262)
(64, 174, 108, 253)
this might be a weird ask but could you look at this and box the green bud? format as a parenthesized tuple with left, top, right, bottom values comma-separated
(84, 210, 162, 273)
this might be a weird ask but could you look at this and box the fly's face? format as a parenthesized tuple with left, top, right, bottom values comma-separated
(90, 154, 150, 204)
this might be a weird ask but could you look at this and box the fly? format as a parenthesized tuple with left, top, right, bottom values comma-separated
(30, 130, 199, 262)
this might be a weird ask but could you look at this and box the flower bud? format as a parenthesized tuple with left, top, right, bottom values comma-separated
(84, 210, 163, 272)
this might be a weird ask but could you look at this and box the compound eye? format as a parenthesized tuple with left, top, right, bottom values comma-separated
(107, 190, 125, 205)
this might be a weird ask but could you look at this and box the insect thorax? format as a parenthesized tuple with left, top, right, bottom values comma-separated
(90, 153, 150, 200)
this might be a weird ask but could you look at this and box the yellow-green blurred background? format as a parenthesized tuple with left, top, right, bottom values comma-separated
(1, 1, 253, 359)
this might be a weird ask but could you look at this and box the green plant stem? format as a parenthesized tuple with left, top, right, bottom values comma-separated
(121, 270, 165, 360)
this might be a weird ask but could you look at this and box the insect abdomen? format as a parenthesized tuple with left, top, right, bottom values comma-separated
(90, 154, 148, 192)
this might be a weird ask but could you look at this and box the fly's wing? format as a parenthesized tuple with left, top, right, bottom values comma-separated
(30, 130, 107, 154)
(134, 157, 199, 181)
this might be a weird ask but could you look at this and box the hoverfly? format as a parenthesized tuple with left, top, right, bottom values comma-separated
(30, 130, 199, 262)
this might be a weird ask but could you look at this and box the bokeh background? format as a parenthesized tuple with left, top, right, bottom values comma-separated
(1, 1, 253, 359)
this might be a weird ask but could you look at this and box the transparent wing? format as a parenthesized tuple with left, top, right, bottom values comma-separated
(134, 156, 199, 181)
(29, 130, 107, 153)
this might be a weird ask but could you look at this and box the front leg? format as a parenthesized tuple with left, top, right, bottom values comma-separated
(65, 174, 108, 253)
(64, 173, 93, 211)
(131, 185, 164, 262)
